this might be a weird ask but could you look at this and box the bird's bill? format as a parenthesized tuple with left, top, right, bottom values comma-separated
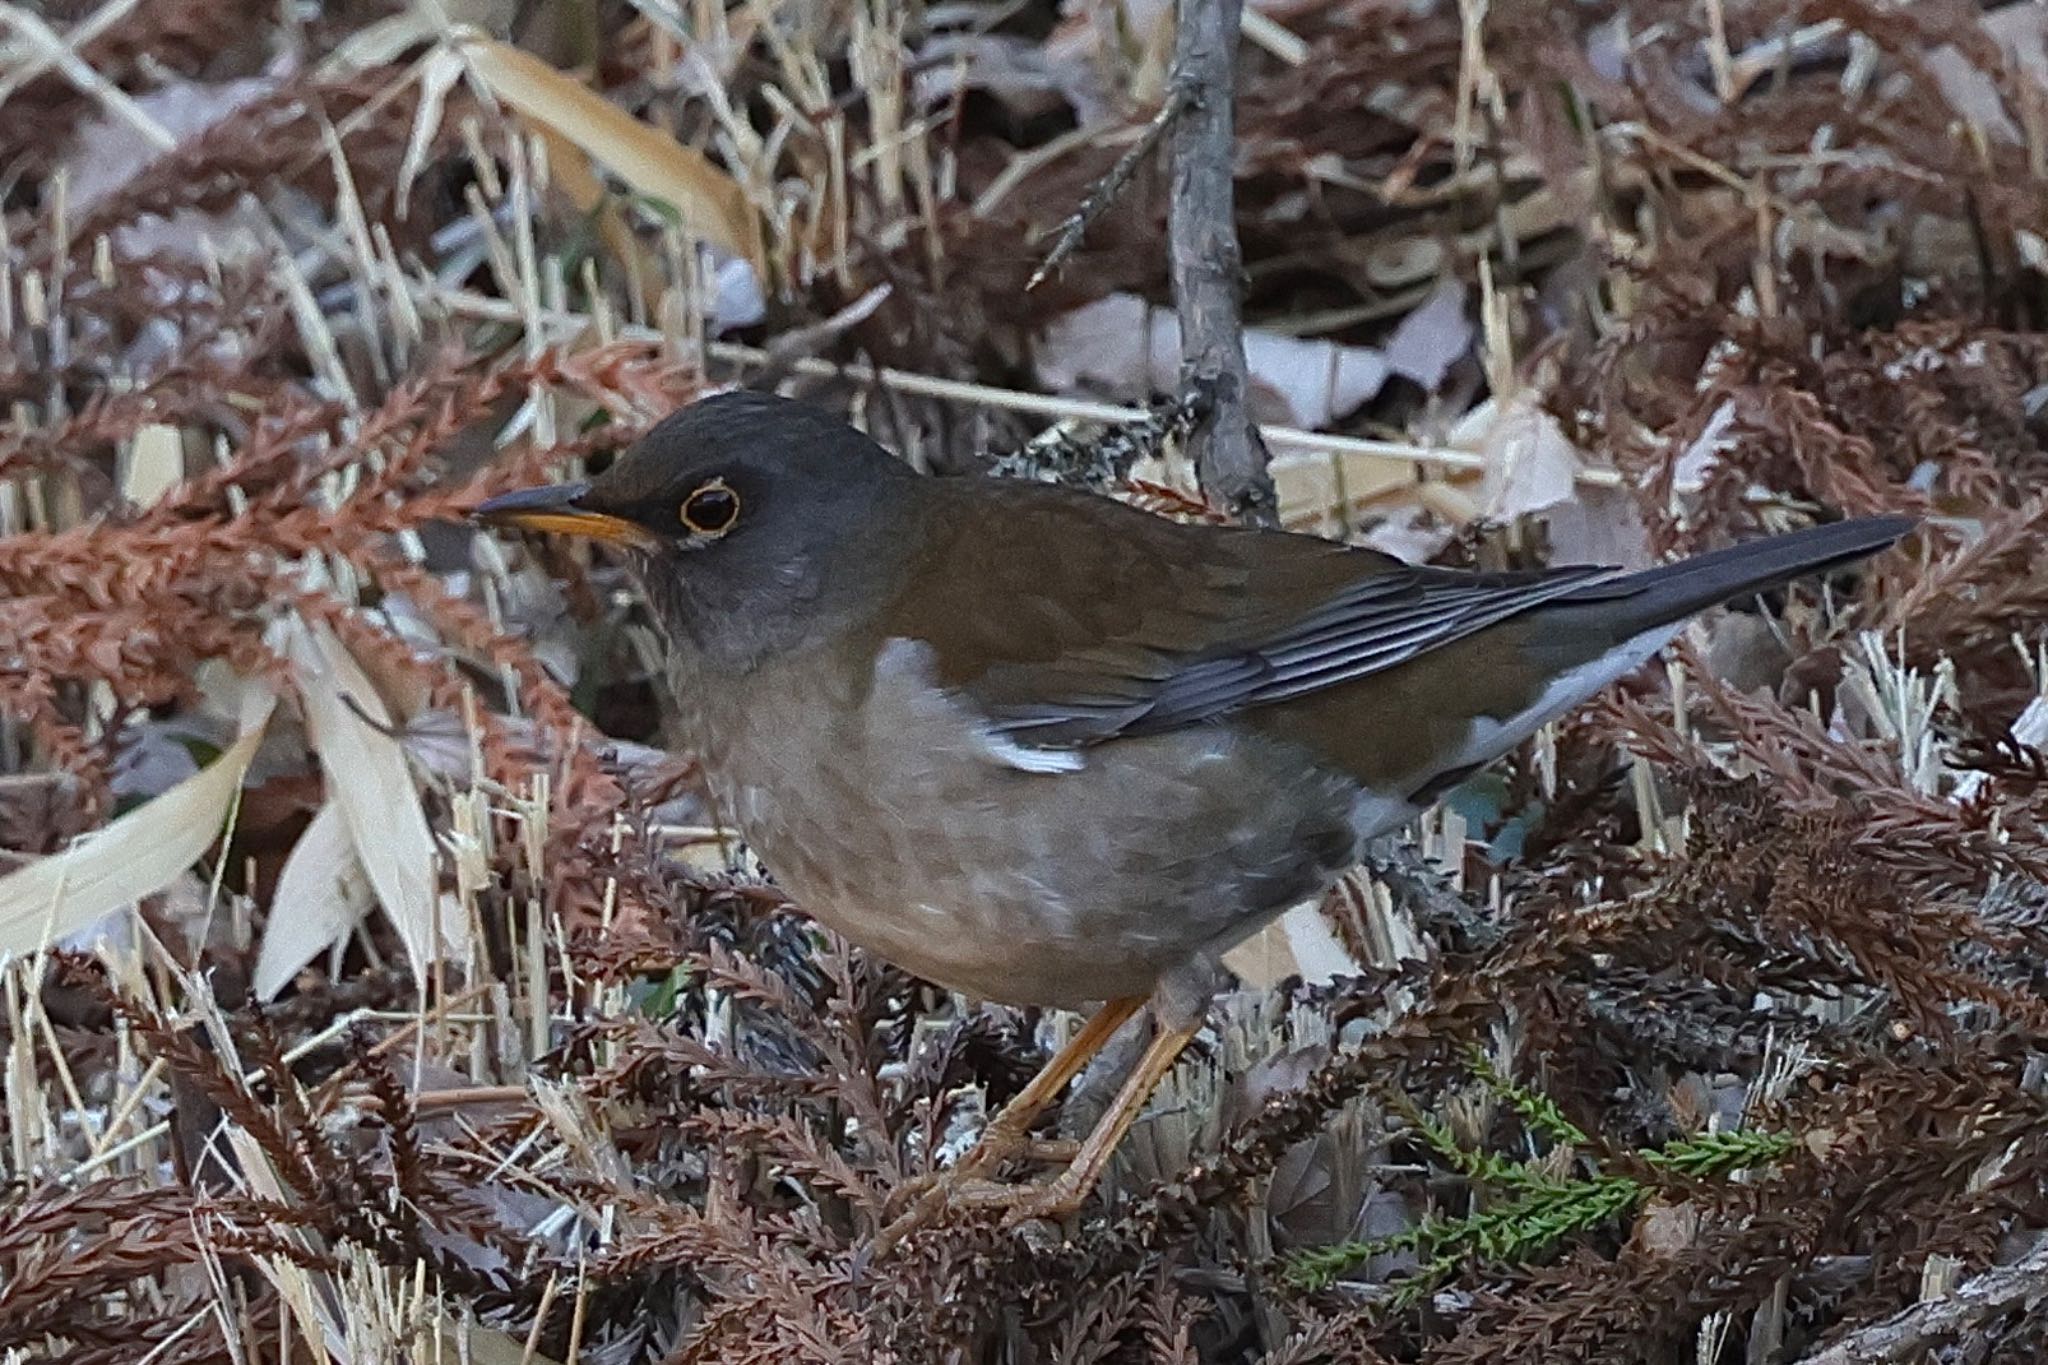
(471, 482, 656, 548)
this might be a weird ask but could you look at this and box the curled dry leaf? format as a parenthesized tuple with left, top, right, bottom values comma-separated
(1223, 901, 1363, 990)
(1383, 279, 1474, 390)
(1462, 390, 1587, 521)
(1035, 292, 1390, 429)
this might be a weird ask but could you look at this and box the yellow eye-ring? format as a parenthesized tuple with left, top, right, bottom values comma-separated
(680, 479, 740, 536)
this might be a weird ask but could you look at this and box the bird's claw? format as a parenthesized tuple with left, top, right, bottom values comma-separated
(879, 1126, 1017, 1215)
(874, 1130, 1083, 1253)
(875, 1169, 1085, 1254)
(951, 1173, 1086, 1229)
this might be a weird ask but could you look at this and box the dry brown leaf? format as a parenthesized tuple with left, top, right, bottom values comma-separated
(1461, 391, 1586, 520)
(1035, 292, 1390, 428)
(1223, 901, 1361, 989)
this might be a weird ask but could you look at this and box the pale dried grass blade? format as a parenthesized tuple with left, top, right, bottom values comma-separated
(253, 799, 375, 1000)
(0, 687, 274, 959)
(397, 46, 464, 215)
(458, 35, 766, 273)
(120, 422, 183, 506)
(283, 616, 461, 979)
(222, 1125, 336, 1360)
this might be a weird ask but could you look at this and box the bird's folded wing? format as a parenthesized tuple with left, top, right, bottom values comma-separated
(882, 481, 1620, 750)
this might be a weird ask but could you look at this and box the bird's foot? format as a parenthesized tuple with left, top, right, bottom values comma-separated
(947, 1169, 1090, 1228)
(871, 997, 1180, 1257)
(882, 1126, 1072, 1214)
(875, 1163, 1091, 1254)
(875, 1123, 1078, 1252)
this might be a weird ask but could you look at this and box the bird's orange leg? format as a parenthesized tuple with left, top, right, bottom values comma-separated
(877, 995, 1144, 1250)
(955, 1015, 1201, 1226)
(975, 995, 1145, 1154)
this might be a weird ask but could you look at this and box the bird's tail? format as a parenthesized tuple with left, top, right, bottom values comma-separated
(1564, 514, 1915, 641)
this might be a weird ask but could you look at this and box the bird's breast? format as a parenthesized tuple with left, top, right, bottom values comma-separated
(669, 641, 1368, 1007)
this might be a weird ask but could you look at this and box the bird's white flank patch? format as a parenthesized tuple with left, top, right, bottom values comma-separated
(979, 730, 1087, 774)
(876, 635, 1089, 775)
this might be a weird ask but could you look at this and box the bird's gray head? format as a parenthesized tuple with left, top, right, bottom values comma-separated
(474, 391, 914, 670)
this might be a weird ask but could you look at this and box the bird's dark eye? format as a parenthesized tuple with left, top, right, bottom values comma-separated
(680, 479, 740, 536)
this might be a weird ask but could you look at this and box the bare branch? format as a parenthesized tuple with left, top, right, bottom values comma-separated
(1026, 88, 1192, 293)
(1167, 0, 1276, 527)
(747, 283, 894, 392)
(1795, 1239, 2048, 1364)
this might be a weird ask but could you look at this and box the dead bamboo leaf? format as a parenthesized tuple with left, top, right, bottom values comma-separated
(1223, 900, 1362, 989)
(0, 686, 273, 959)
(1272, 453, 1422, 535)
(1462, 390, 1586, 520)
(458, 35, 766, 274)
(282, 616, 461, 978)
(253, 799, 374, 1000)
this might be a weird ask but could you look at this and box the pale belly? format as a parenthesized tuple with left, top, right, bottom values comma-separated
(675, 642, 1380, 1007)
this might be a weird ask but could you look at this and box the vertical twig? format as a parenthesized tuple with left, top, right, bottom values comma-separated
(1167, 0, 1277, 528)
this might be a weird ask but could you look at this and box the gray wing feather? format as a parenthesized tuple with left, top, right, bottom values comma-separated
(952, 513, 1909, 756)
(1131, 566, 1616, 728)
(976, 563, 1620, 744)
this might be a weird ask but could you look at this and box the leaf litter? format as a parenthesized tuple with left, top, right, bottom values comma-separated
(2, 1, 2048, 1361)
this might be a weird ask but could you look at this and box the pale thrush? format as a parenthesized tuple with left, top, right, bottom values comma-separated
(476, 390, 1911, 1240)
